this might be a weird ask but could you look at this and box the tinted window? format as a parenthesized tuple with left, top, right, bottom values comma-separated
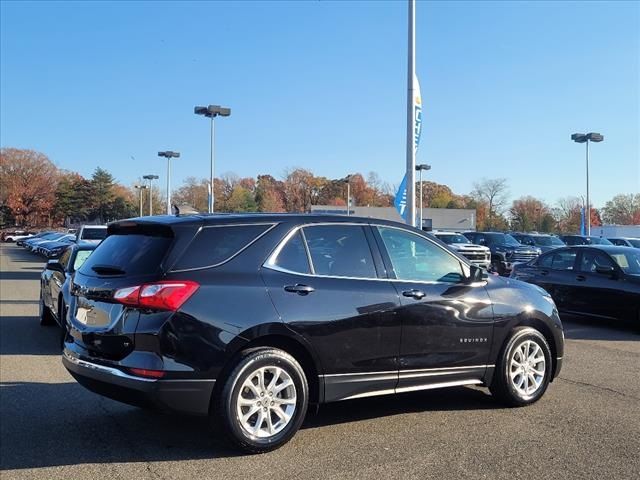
(79, 234, 172, 276)
(538, 250, 577, 270)
(579, 250, 615, 273)
(436, 233, 470, 245)
(174, 224, 271, 270)
(81, 228, 107, 240)
(58, 248, 73, 270)
(609, 250, 640, 274)
(270, 231, 310, 274)
(378, 227, 464, 283)
(73, 249, 94, 271)
(303, 225, 377, 278)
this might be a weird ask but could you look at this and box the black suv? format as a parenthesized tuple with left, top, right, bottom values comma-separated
(464, 232, 541, 275)
(63, 214, 564, 453)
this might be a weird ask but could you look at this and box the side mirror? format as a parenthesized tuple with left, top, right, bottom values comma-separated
(465, 265, 488, 283)
(45, 260, 64, 273)
(595, 265, 617, 278)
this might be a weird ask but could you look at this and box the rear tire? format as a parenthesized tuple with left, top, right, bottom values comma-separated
(213, 348, 308, 453)
(490, 327, 552, 407)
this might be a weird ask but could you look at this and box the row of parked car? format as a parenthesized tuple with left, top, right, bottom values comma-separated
(431, 230, 640, 276)
(14, 225, 107, 257)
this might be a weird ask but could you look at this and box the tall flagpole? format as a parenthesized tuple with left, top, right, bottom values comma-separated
(406, 0, 416, 227)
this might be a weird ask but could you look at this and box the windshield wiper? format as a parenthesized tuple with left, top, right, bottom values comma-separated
(91, 264, 126, 275)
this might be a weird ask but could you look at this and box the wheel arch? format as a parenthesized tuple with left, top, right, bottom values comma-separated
(216, 328, 323, 407)
(503, 317, 559, 382)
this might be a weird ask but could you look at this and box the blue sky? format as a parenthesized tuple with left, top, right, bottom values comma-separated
(1, 0, 638, 208)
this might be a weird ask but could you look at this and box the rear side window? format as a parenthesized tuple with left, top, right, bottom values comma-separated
(173, 224, 272, 270)
(79, 234, 172, 276)
(81, 228, 107, 241)
(73, 249, 94, 271)
(538, 250, 577, 270)
(269, 231, 310, 274)
(303, 225, 377, 279)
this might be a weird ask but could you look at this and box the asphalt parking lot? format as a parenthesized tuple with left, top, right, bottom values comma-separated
(1, 243, 638, 480)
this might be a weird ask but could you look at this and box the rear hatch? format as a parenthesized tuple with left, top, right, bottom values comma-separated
(68, 222, 177, 360)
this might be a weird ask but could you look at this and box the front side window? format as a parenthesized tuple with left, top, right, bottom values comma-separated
(579, 250, 615, 273)
(302, 225, 377, 279)
(378, 227, 464, 283)
(58, 248, 73, 270)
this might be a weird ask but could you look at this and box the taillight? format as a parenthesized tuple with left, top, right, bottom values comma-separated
(113, 281, 199, 311)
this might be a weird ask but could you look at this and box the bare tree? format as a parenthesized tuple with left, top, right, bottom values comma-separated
(471, 178, 509, 230)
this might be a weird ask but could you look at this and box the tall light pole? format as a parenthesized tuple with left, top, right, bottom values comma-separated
(194, 105, 231, 214)
(405, 0, 417, 227)
(142, 174, 159, 215)
(343, 175, 352, 216)
(158, 151, 180, 215)
(134, 184, 148, 217)
(571, 132, 604, 236)
(415, 164, 431, 230)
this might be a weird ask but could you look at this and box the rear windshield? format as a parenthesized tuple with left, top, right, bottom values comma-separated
(81, 228, 107, 240)
(173, 224, 272, 270)
(78, 234, 172, 277)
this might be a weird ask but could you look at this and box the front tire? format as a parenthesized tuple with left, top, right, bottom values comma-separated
(490, 327, 552, 407)
(39, 294, 55, 326)
(214, 348, 308, 453)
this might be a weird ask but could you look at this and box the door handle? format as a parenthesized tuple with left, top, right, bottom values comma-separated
(402, 289, 426, 300)
(284, 284, 315, 295)
(575, 275, 586, 282)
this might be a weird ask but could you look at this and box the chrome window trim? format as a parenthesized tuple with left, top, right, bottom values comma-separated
(263, 221, 478, 286)
(171, 222, 277, 273)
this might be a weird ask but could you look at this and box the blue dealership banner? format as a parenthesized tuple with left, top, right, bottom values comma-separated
(580, 207, 586, 236)
(394, 174, 408, 221)
(395, 74, 423, 222)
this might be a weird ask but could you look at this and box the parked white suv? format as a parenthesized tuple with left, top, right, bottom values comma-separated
(75, 225, 107, 244)
(433, 231, 491, 269)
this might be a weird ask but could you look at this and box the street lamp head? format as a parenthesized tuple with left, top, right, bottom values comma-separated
(194, 105, 231, 118)
(158, 151, 180, 158)
(143, 174, 159, 180)
(415, 164, 431, 171)
(571, 133, 587, 143)
(587, 132, 604, 142)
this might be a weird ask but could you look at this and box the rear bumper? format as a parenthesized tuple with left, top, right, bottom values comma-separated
(62, 350, 215, 416)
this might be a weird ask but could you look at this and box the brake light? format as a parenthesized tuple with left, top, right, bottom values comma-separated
(128, 368, 165, 379)
(113, 281, 199, 311)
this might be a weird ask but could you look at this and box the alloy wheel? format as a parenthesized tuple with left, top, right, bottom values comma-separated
(236, 366, 297, 438)
(509, 339, 546, 396)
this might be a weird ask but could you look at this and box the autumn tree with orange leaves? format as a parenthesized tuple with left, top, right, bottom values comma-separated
(0, 148, 58, 226)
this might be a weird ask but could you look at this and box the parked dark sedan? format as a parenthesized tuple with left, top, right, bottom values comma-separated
(608, 237, 640, 248)
(560, 235, 613, 246)
(36, 234, 76, 257)
(40, 242, 97, 343)
(63, 214, 564, 453)
(511, 245, 640, 324)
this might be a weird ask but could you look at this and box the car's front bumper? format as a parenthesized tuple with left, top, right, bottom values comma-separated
(62, 350, 215, 416)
